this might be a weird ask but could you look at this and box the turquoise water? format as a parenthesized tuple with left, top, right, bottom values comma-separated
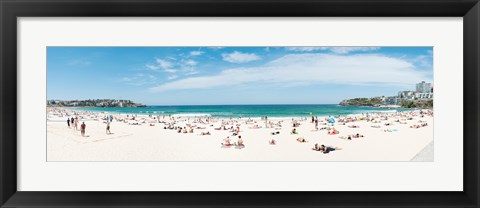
(77, 104, 412, 118)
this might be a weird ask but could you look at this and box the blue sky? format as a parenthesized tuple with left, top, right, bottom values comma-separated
(47, 46, 433, 105)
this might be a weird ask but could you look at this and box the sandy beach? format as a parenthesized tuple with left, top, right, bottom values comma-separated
(47, 107, 433, 161)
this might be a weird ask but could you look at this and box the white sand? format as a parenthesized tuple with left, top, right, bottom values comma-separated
(47, 108, 433, 161)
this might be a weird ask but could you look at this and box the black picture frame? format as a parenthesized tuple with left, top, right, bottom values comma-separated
(1, 0, 479, 207)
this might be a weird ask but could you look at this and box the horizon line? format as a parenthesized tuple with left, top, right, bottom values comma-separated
(76, 103, 341, 107)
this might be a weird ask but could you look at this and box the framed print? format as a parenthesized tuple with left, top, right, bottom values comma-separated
(45, 46, 436, 162)
(1, 0, 479, 207)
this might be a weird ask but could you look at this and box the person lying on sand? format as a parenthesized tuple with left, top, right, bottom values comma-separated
(296, 137, 307, 143)
(271, 131, 280, 135)
(200, 131, 210, 135)
(348, 125, 360, 128)
(339, 136, 353, 140)
(371, 125, 381, 128)
(320, 144, 342, 154)
(269, 139, 276, 145)
(249, 125, 262, 129)
(350, 133, 364, 138)
(328, 128, 339, 135)
(415, 123, 428, 127)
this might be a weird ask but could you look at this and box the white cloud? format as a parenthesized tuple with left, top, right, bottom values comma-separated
(164, 69, 178, 73)
(146, 58, 177, 73)
(167, 75, 178, 80)
(286, 47, 380, 54)
(222, 51, 261, 63)
(190, 51, 204, 56)
(410, 54, 433, 68)
(120, 73, 157, 86)
(286, 47, 330, 52)
(183, 68, 199, 75)
(146, 57, 200, 75)
(329, 47, 381, 54)
(184, 59, 197, 66)
(145, 64, 159, 70)
(155, 58, 173, 69)
(149, 53, 430, 93)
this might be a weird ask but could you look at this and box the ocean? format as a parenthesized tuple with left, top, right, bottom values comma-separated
(77, 104, 412, 118)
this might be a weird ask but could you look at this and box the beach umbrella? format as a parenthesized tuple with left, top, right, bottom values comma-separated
(327, 117, 336, 123)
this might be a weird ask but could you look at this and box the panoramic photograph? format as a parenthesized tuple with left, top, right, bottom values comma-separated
(47, 46, 433, 161)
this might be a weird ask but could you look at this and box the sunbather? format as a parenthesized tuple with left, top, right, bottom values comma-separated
(320, 144, 342, 154)
(291, 128, 298, 134)
(296, 137, 307, 143)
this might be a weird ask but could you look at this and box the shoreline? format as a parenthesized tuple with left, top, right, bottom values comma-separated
(47, 105, 425, 120)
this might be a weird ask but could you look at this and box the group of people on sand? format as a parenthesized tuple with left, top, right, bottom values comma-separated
(66, 116, 87, 137)
(65, 114, 115, 137)
(410, 123, 428, 129)
(67, 117, 78, 130)
(339, 133, 364, 140)
(222, 135, 244, 148)
(176, 126, 194, 134)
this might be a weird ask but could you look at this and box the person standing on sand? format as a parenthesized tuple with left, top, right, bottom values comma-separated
(80, 122, 86, 137)
(106, 122, 111, 134)
(67, 118, 70, 128)
(74, 117, 78, 131)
